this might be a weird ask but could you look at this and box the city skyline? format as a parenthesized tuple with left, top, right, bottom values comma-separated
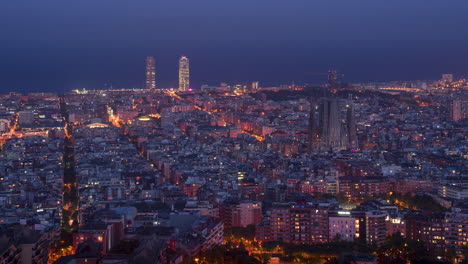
(1, 1, 468, 92)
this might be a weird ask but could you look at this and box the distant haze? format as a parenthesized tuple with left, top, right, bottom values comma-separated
(1, 0, 468, 92)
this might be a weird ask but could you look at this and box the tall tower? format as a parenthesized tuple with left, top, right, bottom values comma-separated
(346, 102, 358, 149)
(328, 70, 338, 87)
(308, 100, 320, 149)
(179, 56, 190, 92)
(311, 98, 357, 151)
(145, 56, 156, 90)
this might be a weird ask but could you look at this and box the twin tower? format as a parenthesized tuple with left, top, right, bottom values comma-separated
(145, 56, 190, 91)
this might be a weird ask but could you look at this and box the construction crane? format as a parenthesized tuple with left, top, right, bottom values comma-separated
(305, 69, 344, 87)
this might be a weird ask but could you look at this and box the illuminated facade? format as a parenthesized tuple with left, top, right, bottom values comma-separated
(178, 56, 190, 91)
(145, 56, 156, 89)
(329, 215, 359, 241)
(251, 81, 259, 91)
(0, 119, 9, 132)
(345, 102, 358, 149)
(328, 69, 338, 87)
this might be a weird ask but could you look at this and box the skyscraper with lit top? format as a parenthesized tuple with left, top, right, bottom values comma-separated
(178, 56, 190, 92)
(145, 56, 156, 89)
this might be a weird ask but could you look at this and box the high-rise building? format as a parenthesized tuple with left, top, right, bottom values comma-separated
(178, 56, 190, 92)
(145, 56, 156, 90)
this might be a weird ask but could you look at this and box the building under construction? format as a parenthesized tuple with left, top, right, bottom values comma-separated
(308, 97, 358, 150)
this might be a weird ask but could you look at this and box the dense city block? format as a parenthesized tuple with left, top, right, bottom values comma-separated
(0, 76, 466, 263)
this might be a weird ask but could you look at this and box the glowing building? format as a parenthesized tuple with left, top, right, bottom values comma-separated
(0, 119, 9, 132)
(251, 81, 259, 91)
(178, 56, 190, 91)
(145, 56, 156, 89)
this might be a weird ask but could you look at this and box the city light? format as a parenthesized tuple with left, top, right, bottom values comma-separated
(0, 3, 467, 264)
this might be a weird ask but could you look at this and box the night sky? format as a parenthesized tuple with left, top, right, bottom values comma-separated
(1, 0, 468, 93)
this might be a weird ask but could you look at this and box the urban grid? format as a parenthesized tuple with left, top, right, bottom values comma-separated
(1, 2, 468, 264)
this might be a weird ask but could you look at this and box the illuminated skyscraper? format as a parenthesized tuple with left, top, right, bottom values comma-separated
(145, 56, 156, 89)
(324, 98, 341, 147)
(179, 56, 190, 91)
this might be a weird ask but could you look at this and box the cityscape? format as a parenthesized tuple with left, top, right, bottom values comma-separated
(1, 1, 468, 264)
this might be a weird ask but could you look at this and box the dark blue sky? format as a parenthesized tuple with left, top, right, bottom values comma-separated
(1, 0, 468, 92)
